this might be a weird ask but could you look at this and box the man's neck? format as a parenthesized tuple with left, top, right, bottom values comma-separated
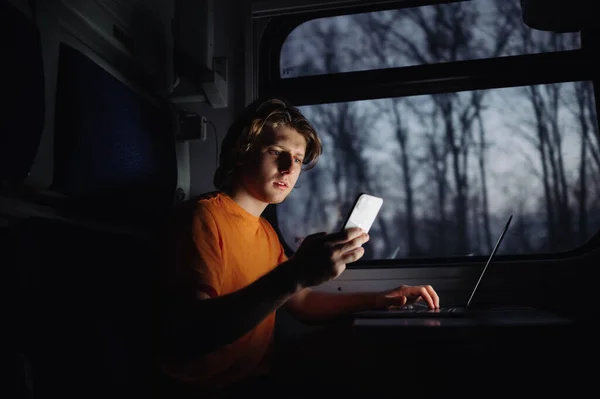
(226, 186, 268, 217)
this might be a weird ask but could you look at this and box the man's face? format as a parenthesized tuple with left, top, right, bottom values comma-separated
(239, 125, 307, 205)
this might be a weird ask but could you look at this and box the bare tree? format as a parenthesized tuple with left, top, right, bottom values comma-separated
(396, 4, 482, 254)
(280, 0, 595, 257)
(355, 1, 519, 255)
(512, 22, 578, 250)
(568, 80, 600, 245)
(574, 81, 591, 243)
(424, 114, 450, 255)
(476, 112, 492, 252)
(353, 13, 421, 255)
(585, 84, 600, 175)
(287, 19, 393, 256)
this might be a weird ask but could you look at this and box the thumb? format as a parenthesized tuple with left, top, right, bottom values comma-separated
(379, 294, 407, 309)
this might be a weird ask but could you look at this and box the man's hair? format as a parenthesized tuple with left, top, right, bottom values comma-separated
(213, 98, 322, 190)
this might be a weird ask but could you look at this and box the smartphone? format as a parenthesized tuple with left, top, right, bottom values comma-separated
(340, 193, 383, 233)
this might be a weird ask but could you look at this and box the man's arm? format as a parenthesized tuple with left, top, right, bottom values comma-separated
(285, 284, 441, 323)
(284, 288, 378, 323)
(159, 259, 299, 360)
(159, 228, 370, 360)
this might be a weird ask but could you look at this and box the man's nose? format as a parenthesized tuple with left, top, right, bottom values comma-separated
(278, 153, 293, 174)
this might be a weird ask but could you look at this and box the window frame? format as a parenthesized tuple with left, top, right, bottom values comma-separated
(256, 0, 600, 267)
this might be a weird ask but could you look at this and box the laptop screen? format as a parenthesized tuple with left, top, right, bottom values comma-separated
(466, 215, 513, 308)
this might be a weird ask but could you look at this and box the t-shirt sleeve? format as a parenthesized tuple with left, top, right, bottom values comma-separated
(190, 206, 224, 298)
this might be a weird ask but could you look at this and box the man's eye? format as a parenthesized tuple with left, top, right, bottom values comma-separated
(269, 150, 281, 156)
(294, 158, 303, 164)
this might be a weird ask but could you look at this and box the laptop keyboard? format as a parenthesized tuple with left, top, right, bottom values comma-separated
(354, 304, 465, 319)
(397, 303, 461, 313)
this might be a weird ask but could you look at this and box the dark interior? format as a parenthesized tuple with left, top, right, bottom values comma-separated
(5, 1, 599, 398)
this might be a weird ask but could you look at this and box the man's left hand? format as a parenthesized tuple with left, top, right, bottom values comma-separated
(375, 285, 440, 310)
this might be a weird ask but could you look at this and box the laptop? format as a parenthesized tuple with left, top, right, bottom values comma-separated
(355, 214, 513, 318)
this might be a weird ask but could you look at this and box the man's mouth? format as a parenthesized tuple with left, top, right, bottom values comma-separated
(274, 181, 289, 189)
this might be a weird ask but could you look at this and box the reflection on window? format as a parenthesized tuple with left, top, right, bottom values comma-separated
(280, 0, 580, 78)
(277, 81, 600, 260)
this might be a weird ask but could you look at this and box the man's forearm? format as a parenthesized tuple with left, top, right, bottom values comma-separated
(160, 260, 301, 359)
(288, 289, 379, 323)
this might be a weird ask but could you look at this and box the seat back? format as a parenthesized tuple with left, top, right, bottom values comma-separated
(1, 2, 45, 185)
(14, 217, 160, 398)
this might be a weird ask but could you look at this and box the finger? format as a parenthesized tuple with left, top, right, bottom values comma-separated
(330, 263, 347, 280)
(414, 286, 438, 308)
(337, 232, 369, 255)
(340, 246, 365, 264)
(327, 227, 364, 244)
(417, 286, 435, 309)
(386, 295, 408, 308)
(405, 295, 422, 305)
(424, 285, 440, 308)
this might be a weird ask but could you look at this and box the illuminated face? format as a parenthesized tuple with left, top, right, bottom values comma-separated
(239, 124, 307, 205)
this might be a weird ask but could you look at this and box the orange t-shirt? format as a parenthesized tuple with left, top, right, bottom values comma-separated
(159, 192, 288, 393)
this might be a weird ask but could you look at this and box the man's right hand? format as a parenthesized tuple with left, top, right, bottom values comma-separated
(289, 227, 369, 289)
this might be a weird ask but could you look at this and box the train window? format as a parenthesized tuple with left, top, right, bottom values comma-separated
(277, 80, 599, 260)
(280, 0, 581, 78)
(268, 0, 597, 262)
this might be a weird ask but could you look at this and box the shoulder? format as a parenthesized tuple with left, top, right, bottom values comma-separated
(194, 191, 221, 216)
(196, 190, 221, 202)
(168, 192, 222, 230)
(191, 193, 231, 233)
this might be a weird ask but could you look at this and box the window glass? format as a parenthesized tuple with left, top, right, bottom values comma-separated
(277, 81, 600, 260)
(280, 0, 581, 78)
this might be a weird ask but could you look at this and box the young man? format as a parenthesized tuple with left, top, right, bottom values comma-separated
(157, 98, 440, 397)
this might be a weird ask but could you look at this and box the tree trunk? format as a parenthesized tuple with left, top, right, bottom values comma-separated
(529, 86, 557, 250)
(440, 95, 468, 255)
(576, 82, 589, 243)
(476, 113, 492, 252)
